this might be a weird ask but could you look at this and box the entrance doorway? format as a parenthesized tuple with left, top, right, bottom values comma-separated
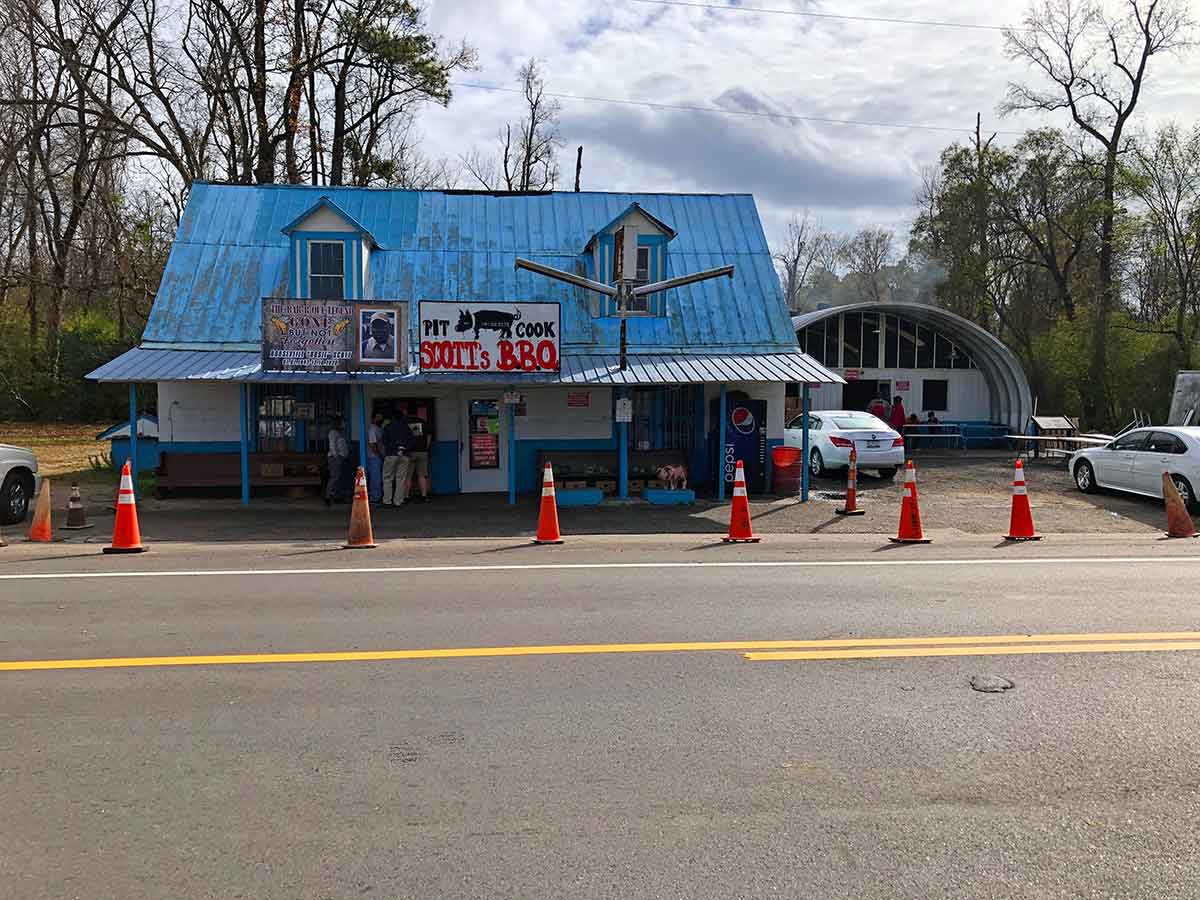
(842, 379, 890, 412)
(460, 396, 507, 492)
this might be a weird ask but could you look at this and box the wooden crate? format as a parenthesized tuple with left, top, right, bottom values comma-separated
(629, 479, 646, 492)
(563, 480, 588, 490)
(595, 479, 617, 494)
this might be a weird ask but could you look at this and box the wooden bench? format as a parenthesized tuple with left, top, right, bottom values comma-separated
(156, 452, 324, 497)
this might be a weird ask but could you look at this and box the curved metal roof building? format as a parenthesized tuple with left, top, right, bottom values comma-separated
(792, 302, 1032, 430)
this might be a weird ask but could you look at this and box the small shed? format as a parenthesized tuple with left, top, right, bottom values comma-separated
(96, 414, 160, 471)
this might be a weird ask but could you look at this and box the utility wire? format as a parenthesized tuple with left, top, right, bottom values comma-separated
(627, 0, 1022, 32)
(452, 82, 1021, 136)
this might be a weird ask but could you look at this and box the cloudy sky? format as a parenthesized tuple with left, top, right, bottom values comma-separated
(421, 0, 1200, 250)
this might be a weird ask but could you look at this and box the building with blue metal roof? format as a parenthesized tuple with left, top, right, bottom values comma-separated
(90, 183, 840, 504)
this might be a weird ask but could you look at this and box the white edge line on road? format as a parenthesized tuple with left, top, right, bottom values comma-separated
(3, 555, 1200, 581)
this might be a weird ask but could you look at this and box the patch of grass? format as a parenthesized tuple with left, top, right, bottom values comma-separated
(0, 421, 112, 476)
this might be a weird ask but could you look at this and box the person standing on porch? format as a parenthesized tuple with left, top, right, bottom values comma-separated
(381, 412, 409, 507)
(365, 412, 385, 503)
(400, 408, 431, 504)
(324, 416, 350, 505)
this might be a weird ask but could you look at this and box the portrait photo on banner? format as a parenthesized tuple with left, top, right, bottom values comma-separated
(358, 307, 398, 365)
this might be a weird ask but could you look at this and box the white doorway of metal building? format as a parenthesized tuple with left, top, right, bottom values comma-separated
(461, 395, 508, 492)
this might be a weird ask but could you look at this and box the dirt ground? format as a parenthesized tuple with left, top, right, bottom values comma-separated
(8, 444, 1179, 543)
(0, 422, 111, 476)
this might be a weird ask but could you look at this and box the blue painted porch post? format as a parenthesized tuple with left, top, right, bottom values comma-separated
(507, 391, 517, 506)
(801, 384, 811, 503)
(618, 387, 629, 499)
(357, 384, 368, 471)
(128, 383, 138, 496)
(239, 383, 250, 506)
(717, 384, 727, 502)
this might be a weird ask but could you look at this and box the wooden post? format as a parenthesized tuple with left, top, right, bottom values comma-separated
(574, 146, 583, 192)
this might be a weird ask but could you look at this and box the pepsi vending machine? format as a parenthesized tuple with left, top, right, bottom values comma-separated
(716, 397, 768, 493)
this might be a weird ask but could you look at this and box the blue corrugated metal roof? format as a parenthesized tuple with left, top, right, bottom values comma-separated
(89, 347, 842, 385)
(144, 184, 797, 353)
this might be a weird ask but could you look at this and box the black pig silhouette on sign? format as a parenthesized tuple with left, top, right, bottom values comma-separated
(456, 308, 522, 340)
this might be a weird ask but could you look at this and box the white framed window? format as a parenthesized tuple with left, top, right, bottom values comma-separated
(635, 246, 650, 283)
(309, 240, 345, 299)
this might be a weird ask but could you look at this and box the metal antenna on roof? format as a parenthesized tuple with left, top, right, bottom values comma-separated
(515, 224, 733, 370)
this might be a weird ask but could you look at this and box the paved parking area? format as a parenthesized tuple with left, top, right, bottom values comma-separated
(18, 452, 1177, 544)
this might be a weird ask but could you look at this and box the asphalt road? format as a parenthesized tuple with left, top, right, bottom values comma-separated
(5, 536, 1200, 899)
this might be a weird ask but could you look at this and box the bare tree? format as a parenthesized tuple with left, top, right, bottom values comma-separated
(773, 211, 831, 313)
(1123, 122, 1200, 360)
(840, 228, 894, 303)
(464, 59, 563, 191)
(1003, 0, 1193, 422)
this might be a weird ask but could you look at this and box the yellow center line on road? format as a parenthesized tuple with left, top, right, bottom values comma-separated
(745, 640, 1200, 662)
(6, 631, 1200, 672)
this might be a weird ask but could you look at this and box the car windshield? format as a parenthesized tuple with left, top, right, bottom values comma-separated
(831, 415, 885, 430)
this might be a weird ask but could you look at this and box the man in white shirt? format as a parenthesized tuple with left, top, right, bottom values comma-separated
(324, 417, 350, 505)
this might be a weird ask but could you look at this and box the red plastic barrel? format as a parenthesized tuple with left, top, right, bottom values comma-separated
(772, 446, 802, 467)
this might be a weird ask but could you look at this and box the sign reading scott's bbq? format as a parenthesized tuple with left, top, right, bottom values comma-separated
(418, 301, 560, 373)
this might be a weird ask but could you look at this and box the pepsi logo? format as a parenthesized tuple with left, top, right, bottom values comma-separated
(731, 406, 755, 435)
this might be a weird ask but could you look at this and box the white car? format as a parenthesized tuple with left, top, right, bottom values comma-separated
(0, 444, 40, 525)
(784, 410, 905, 480)
(1070, 426, 1200, 510)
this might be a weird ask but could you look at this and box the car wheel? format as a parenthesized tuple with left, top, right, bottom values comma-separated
(810, 448, 827, 479)
(0, 469, 33, 525)
(1170, 475, 1197, 513)
(1074, 460, 1097, 494)
(877, 467, 897, 481)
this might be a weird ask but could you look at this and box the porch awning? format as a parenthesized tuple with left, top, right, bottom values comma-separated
(88, 347, 843, 386)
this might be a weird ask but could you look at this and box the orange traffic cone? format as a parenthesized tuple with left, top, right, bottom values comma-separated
(723, 459, 761, 543)
(343, 466, 376, 549)
(103, 460, 146, 554)
(836, 448, 866, 516)
(62, 483, 93, 530)
(533, 462, 563, 544)
(26, 478, 52, 542)
(889, 460, 931, 544)
(1162, 472, 1197, 539)
(1004, 459, 1041, 541)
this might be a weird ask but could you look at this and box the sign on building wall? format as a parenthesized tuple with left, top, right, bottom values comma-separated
(354, 303, 409, 371)
(261, 299, 408, 373)
(262, 299, 355, 372)
(418, 301, 560, 374)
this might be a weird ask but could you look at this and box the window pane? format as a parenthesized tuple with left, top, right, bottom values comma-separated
(922, 379, 948, 412)
(916, 324, 934, 368)
(861, 313, 880, 367)
(898, 318, 917, 368)
(952, 344, 971, 369)
(310, 275, 344, 299)
(311, 242, 344, 276)
(636, 247, 650, 282)
(884, 315, 899, 368)
(934, 332, 953, 368)
(825, 317, 840, 368)
(842, 312, 862, 368)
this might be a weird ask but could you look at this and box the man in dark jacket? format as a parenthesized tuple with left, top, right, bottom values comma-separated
(381, 412, 412, 507)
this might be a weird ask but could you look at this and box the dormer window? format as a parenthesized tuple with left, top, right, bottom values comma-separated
(614, 246, 651, 286)
(309, 241, 345, 299)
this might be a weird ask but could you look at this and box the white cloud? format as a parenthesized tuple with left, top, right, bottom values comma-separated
(421, 0, 1200, 247)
